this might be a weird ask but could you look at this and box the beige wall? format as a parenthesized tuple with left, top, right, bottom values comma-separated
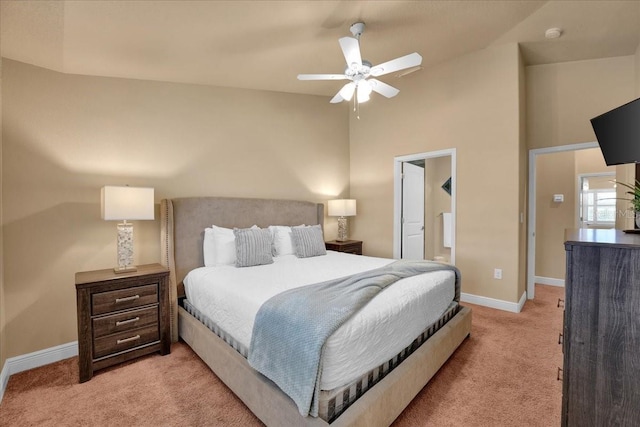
(424, 157, 452, 262)
(527, 56, 636, 150)
(424, 163, 434, 260)
(631, 42, 640, 228)
(2, 59, 349, 358)
(351, 43, 523, 303)
(517, 48, 527, 300)
(1, 48, 5, 369)
(535, 152, 575, 280)
(636, 42, 640, 94)
(574, 147, 613, 176)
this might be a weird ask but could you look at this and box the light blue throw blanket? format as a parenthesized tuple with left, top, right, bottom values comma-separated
(247, 260, 461, 417)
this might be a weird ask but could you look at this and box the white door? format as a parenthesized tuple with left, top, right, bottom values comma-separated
(402, 162, 425, 259)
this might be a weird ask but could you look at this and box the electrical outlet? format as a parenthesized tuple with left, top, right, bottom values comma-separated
(494, 268, 502, 280)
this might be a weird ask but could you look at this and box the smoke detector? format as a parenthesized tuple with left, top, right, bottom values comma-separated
(545, 28, 563, 39)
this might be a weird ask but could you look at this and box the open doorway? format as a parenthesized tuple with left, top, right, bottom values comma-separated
(393, 149, 456, 263)
(527, 142, 604, 299)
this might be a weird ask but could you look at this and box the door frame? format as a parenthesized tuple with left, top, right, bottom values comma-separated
(527, 141, 598, 299)
(393, 148, 456, 262)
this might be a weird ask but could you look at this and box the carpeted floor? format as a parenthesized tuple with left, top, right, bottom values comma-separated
(0, 285, 563, 426)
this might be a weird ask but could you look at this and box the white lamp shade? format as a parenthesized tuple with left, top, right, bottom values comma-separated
(328, 199, 357, 217)
(339, 82, 356, 101)
(101, 186, 155, 220)
(357, 81, 372, 103)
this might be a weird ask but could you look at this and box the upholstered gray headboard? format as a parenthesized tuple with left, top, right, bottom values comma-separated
(160, 197, 324, 341)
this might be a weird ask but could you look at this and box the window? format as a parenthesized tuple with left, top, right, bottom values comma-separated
(580, 189, 616, 226)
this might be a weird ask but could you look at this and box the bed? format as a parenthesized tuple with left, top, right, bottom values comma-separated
(160, 197, 471, 427)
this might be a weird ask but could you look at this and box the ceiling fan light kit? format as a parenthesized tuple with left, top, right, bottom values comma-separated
(350, 22, 365, 39)
(297, 22, 422, 118)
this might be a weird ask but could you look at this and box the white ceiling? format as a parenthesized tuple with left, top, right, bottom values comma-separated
(2, 1, 639, 98)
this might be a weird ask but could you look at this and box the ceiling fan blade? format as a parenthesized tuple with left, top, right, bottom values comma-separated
(338, 37, 362, 66)
(297, 74, 348, 81)
(368, 79, 400, 98)
(330, 92, 344, 104)
(370, 52, 423, 77)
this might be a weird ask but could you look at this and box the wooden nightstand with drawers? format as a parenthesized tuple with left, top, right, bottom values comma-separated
(325, 240, 363, 255)
(75, 263, 170, 383)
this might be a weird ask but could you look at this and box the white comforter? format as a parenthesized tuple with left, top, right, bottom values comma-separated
(183, 251, 455, 390)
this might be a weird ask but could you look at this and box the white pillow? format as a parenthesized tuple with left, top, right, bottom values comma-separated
(211, 225, 237, 265)
(203, 227, 217, 267)
(268, 225, 304, 256)
(204, 224, 258, 266)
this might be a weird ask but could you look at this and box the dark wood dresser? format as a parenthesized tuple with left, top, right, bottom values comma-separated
(75, 263, 170, 382)
(563, 229, 640, 426)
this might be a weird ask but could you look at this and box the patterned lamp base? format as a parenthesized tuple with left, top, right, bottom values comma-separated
(115, 221, 137, 273)
(337, 216, 349, 242)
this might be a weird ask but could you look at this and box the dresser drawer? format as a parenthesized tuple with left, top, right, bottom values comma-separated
(92, 284, 158, 315)
(93, 324, 159, 359)
(92, 306, 158, 339)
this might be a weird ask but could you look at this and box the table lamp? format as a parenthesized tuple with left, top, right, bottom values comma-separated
(101, 186, 155, 273)
(328, 199, 357, 242)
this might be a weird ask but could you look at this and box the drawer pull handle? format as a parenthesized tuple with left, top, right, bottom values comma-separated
(116, 335, 141, 345)
(557, 298, 565, 308)
(115, 295, 140, 303)
(116, 317, 140, 327)
(557, 367, 563, 381)
(558, 332, 564, 345)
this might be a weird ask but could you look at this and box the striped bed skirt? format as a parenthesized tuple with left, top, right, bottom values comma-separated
(182, 299, 460, 423)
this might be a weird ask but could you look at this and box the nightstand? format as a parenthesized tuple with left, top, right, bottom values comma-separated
(75, 263, 170, 382)
(325, 240, 363, 255)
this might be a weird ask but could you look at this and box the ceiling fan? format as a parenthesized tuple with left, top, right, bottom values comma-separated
(297, 22, 422, 108)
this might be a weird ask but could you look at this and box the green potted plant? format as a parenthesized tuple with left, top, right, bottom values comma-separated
(615, 180, 640, 227)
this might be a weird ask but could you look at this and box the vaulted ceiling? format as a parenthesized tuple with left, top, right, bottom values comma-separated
(2, 1, 639, 98)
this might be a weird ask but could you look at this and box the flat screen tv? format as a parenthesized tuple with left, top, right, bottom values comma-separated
(590, 97, 640, 166)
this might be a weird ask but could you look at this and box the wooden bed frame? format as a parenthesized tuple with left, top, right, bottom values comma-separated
(160, 197, 471, 427)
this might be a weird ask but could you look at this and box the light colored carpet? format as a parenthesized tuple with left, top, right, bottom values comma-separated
(0, 285, 563, 426)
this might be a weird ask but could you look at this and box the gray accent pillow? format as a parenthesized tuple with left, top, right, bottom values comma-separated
(234, 227, 274, 267)
(291, 225, 326, 258)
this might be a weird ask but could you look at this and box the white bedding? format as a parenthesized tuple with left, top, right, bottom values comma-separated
(183, 251, 455, 390)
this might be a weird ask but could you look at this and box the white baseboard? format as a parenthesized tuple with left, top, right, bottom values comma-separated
(461, 291, 527, 313)
(534, 276, 565, 287)
(0, 360, 9, 404)
(0, 341, 78, 403)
